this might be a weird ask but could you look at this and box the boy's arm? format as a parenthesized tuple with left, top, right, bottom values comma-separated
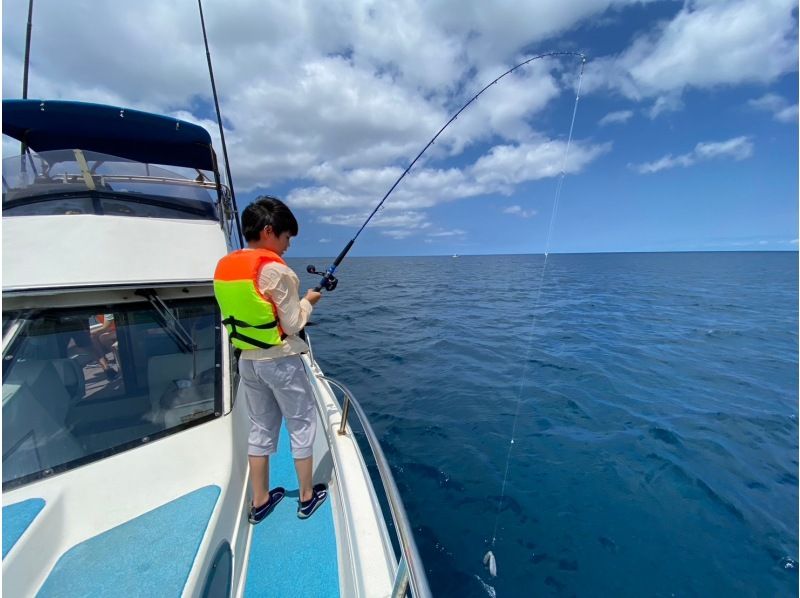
(259, 263, 312, 336)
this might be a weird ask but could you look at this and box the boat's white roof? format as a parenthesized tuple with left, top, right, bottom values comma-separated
(2, 215, 228, 291)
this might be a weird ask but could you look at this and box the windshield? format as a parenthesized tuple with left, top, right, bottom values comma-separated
(2, 150, 220, 220)
(2, 297, 221, 489)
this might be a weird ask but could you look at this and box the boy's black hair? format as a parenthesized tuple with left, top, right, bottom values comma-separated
(241, 196, 299, 242)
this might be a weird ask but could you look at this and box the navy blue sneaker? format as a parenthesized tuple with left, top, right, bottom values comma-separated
(297, 484, 328, 519)
(249, 487, 285, 524)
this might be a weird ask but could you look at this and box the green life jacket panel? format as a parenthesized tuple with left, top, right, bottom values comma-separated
(213, 249, 286, 350)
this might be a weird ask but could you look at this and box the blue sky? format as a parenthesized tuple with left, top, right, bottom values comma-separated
(3, 0, 797, 256)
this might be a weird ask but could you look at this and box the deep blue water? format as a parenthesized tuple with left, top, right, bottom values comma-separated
(291, 252, 798, 597)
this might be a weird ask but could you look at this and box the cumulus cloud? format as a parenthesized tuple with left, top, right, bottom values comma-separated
(503, 205, 538, 218)
(4, 0, 624, 245)
(287, 137, 610, 217)
(585, 0, 798, 101)
(748, 93, 799, 123)
(631, 136, 753, 173)
(382, 229, 416, 239)
(318, 210, 430, 229)
(647, 94, 684, 119)
(470, 140, 612, 188)
(427, 229, 466, 237)
(3, 0, 794, 242)
(1, 1, 612, 183)
(598, 110, 633, 126)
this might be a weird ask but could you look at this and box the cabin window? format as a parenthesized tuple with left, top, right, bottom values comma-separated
(2, 151, 220, 221)
(2, 297, 221, 489)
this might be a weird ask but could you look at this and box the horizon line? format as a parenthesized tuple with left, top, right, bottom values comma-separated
(287, 248, 799, 259)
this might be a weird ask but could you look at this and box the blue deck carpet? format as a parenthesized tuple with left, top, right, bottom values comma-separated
(244, 425, 338, 598)
(36, 485, 220, 597)
(3, 498, 45, 559)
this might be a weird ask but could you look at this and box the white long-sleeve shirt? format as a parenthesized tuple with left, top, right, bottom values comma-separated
(238, 259, 313, 361)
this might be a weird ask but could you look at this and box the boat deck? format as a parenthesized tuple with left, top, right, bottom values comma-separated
(244, 425, 339, 598)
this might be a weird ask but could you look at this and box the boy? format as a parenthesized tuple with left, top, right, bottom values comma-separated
(213, 196, 326, 523)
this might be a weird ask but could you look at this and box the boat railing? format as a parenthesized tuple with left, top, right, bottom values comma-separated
(316, 375, 432, 598)
(83, 173, 221, 190)
(5, 173, 221, 193)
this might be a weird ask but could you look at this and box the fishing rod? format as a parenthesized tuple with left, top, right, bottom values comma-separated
(22, 0, 33, 100)
(197, 0, 244, 248)
(20, 0, 34, 164)
(306, 50, 587, 292)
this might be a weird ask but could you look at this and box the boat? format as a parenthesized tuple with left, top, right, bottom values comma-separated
(1, 99, 431, 597)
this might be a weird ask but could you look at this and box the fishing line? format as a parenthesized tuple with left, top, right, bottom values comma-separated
(306, 51, 587, 292)
(483, 54, 586, 579)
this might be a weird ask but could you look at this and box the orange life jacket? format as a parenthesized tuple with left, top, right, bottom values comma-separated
(213, 249, 287, 350)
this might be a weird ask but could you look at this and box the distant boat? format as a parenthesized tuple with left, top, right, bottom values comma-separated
(452, 254, 459, 258)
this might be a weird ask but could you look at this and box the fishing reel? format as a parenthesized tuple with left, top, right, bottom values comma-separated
(306, 265, 338, 291)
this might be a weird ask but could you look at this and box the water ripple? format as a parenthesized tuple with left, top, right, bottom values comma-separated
(292, 252, 798, 597)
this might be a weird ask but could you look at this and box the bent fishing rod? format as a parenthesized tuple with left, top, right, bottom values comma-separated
(306, 50, 587, 292)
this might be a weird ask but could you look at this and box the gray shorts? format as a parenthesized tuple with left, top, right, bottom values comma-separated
(238, 355, 317, 459)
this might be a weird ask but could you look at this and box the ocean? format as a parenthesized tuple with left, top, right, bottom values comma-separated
(291, 251, 798, 597)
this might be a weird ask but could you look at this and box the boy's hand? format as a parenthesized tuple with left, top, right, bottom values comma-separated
(304, 289, 323, 305)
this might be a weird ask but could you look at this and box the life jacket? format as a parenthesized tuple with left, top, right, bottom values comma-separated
(213, 249, 287, 350)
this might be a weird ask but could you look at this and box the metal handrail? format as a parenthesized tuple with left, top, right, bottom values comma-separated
(317, 375, 432, 598)
(5, 173, 223, 192)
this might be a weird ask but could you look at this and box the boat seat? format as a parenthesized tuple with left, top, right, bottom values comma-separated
(146, 349, 216, 427)
(2, 361, 84, 483)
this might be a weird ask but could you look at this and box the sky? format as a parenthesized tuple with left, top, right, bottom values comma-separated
(2, 0, 798, 256)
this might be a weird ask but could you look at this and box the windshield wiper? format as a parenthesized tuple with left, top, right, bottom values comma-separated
(135, 289, 196, 354)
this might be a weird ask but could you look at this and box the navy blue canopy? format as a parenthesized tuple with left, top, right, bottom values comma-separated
(2, 99, 216, 171)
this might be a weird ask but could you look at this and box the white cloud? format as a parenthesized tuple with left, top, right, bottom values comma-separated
(3, 0, 794, 239)
(318, 210, 430, 229)
(287, 136, 610, 214)
(775, 105, 799, 123)
(598, 110, 633, 126)
(693, 137, 753, 161)
(748, 94, 799, 123)
(503, 205, 538, 218)
(633, 154, 694, 174)
(647, 94, 684, 119)
(631, 136, 753, 173)
(427, 229, 466, 237)
(470, 140, 612, 188)
(2, 0, 618, 193)
(382, 229, 415, 239)
(585, 0, 798, 102)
